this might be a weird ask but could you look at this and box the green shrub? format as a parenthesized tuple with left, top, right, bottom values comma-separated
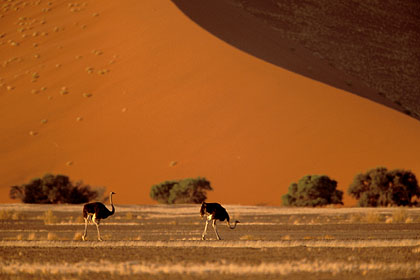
(282, 175, 343, 207)
(348, 167, 420, 207)
(150, 177, 212, 204)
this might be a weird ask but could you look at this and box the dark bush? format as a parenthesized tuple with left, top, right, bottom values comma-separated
(150, 177, 213, 204)
(282, 175, 343, 207)
(348, 167, 420, 207)
(9, 174, 104, 204)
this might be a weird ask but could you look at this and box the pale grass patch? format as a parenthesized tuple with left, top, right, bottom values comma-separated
(348, 212, 382, 223)
(322, 235, 335, 240)
(2, 260, 420, 275)
(43, 210, 59, 225)
(412, 246, 420, 253)
(125, 212, 134, 220)
(27, 233, 36, 241)
(12, 211, 25, 220)
(133, 235, 142, 241)
(391, 208, 408, 223)
(364, 212, 381, 224)
(0, 210, 25, 220)
(364, 212, 382, 223)
(405, 217, 413, 223)
(0, 209, 12, 219)
(240, 235, 258, 241)
(47, 232, 59, 241)
(73, 232, 83, 241)
(66, 215, 84, 224)
(101, 234, 112, 241)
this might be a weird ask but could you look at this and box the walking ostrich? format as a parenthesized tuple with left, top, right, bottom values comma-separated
(82, 191, 116, 241)
(200, 202, 239, 240)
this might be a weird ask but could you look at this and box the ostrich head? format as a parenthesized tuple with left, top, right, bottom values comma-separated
(200, 202, 207, 218)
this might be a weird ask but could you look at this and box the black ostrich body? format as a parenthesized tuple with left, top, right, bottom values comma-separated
(200, 202, 239, 240)
(83, 202, 114, 220)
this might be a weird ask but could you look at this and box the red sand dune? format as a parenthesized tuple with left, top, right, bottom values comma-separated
(1, 0, 420, 205)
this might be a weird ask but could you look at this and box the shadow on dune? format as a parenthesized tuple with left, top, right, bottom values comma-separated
(171, 0, 407, 117)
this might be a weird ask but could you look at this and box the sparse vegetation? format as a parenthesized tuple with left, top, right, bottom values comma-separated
(125, 212, 134, 220)
(364, 211, 382, 223)
(42, 210, 58, 225)
(0, 204, 420, 279)
(73, 232, 83, 241)
(47, 232, 59, 240)
(0, 210, 25, 220)
(240, 234, 258, 240)
(9, 173, 105, 204)
(282, 175, 343, 207)
(348, 167, 420, 207)
(391, 208, 409, 223)
(0, 210, 12, 220)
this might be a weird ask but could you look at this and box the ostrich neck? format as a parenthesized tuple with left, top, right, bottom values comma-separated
(109, 193, 115, 214)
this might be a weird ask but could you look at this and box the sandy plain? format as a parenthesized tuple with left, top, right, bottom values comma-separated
(1, 204, 420, 279)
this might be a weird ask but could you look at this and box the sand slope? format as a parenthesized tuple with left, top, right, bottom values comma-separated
(1, 0, 420, 205)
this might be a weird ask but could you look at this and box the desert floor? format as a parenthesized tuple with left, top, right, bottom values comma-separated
(1, 204, 420, 279)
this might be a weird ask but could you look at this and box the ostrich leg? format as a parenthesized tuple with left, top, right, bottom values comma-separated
(212, 219, 221, 240)
(95, 223, 102, 241)
(202, 220, 209, 240)
(92, 215, 103, 241)
(82, 217, 89, 241)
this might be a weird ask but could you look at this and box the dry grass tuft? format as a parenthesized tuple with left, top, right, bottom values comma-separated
(12, 211, 25, 220)
(385, 216, 393, 224)
(0, 210, 25, 220)
(43, 210, 59, 225)
(0, 209, 12, 220)
(47, 232, 59, 241)
(73, 232, 83, 241)
(364, 212, 382, 223)
(125, 212, 135, 220)
(391, 208, 408, 223)
(240, 235, 258, 241)
(322, 235, 335, 240)
(281, 235, 291, 240)
(101, 234, 112, 241)
(405, 217, 413, 223)
(27, 233, 36, 241)
(348, 212, 382, 223)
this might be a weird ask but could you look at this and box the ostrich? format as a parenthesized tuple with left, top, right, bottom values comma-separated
(200, 202, 239, 240)
(82, 191, 116, 241)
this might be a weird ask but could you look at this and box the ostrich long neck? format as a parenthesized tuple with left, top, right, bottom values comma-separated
(109, 193, 115, 215)
(227, 220, 238, 229)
